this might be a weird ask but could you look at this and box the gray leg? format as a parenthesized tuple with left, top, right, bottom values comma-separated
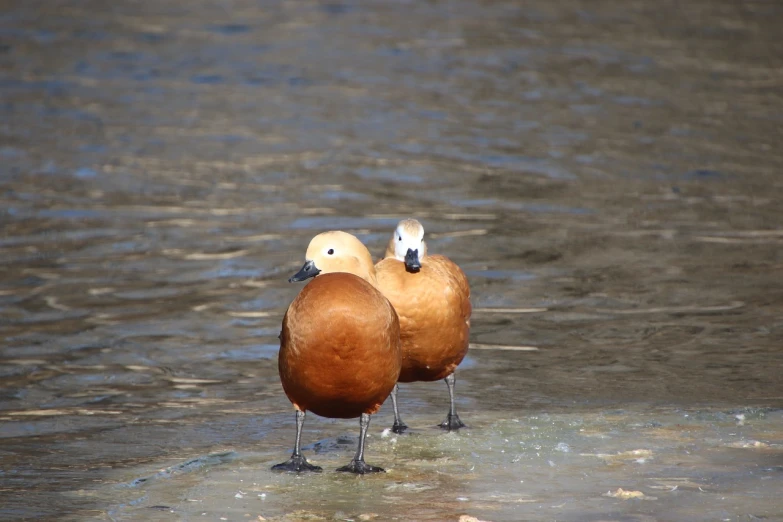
(272, 410, 322, 472)
(391, 384, 408, 434)
(336, 413, 385, 474)
(439, 373, 466, 431)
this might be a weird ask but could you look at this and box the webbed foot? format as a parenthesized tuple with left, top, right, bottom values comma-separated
(391, 420, 408, 434)
(439, 413, 466, 431)
(271, 454, 322, 473)
(336, 459, 385, 474)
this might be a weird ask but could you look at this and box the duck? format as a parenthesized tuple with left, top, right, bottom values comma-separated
(375, 219, 472, 432)
(273, 231, 402, 474)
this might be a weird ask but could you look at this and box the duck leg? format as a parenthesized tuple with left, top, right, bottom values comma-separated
(272, 410, 322, 472)
(337, 413, 385, 474)
(390, 384, 408, 434)
(439, 373, 466, 431)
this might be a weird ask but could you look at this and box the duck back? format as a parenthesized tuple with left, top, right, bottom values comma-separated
(279, 273, 402, 419)
(376, 254, 471, 382)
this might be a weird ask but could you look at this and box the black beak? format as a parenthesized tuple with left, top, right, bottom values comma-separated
(289, 260, 320, 282)
(404, 248, 421, 272)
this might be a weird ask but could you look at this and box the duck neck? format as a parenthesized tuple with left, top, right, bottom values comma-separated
(384, 236, 396, 260)
(356, 262, 379, 288)
(337, 252, 379, 288)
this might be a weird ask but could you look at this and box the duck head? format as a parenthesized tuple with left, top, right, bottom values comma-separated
(386, 218, 427, 273)
(290, 231, 377, 284)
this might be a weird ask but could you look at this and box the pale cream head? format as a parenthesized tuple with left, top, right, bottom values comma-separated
(385, 218, 427, 262)
(291, 230, 376, 285)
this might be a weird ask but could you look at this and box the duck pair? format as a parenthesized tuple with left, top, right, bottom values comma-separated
(273, 219, 472, 474)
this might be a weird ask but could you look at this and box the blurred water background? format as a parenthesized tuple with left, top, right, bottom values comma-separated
(1, 1, 782, 520)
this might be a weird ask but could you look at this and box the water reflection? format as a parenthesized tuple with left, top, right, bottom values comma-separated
(1, 0, 782, 520)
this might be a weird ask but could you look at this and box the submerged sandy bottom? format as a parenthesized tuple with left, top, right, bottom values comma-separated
(98, 407, 782, 521)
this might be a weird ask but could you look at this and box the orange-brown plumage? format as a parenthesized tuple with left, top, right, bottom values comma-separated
(279, 272, 401, 418)
(273, 230, 402, 473)
(375, 219, 472, 431)
(376, 255, 470, 382)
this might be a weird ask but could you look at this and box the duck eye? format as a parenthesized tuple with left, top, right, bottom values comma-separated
(398, 236, 402, 241)
(327, 249, 334, 255)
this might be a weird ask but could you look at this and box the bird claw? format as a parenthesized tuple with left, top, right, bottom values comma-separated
(439, 413, 466, 431)
(391, 420, 408, 434)
(336, 459, 385, 474)
(271, 455, 322, 473)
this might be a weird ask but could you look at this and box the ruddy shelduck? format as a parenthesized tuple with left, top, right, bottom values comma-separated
(273, 231, 402, 474)
(375, 219, 472, 432)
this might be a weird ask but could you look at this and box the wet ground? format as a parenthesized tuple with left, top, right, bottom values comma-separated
(1, 0, 782, 520)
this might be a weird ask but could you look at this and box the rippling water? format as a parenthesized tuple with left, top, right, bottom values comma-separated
(1, 1, 782, 520)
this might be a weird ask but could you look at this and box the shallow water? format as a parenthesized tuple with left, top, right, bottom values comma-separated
(1, 0, 782, 520)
